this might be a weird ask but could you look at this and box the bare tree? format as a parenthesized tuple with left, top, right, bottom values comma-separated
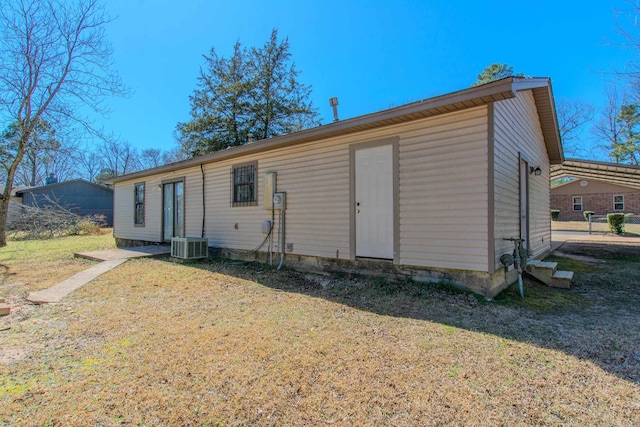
(162, 146, 189, 165)
(611, 0, 640, 106)
(556, 98, 595, 158)
(613, 1, 640, 71)
(77, 149, 104, 183)
(97, 138, 139, 177)
(139, 148, 163, 170)
(592, 86, 626, 162)
(38, 138, 84, 183)
(0, 0, 126, 246)
(138, 147, 188, 169)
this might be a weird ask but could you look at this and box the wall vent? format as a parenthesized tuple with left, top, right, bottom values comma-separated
(171, 237, 208, 260)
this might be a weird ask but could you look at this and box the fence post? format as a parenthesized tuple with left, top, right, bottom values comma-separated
(588, 213, 592, 234)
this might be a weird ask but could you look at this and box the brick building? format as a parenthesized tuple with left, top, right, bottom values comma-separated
(551, 178, 640, 221)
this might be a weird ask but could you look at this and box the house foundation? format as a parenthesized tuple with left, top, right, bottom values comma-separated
(216, 248, 515, 298)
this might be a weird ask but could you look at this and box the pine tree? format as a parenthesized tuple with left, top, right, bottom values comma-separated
(611, 104, 640, 164)
(178, 29, 320, 156)
(471, 63, 524, 87)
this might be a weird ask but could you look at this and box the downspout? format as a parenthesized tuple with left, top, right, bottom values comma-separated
(277, 209, 285, 270)
(269, 208, 275, 265)
(201, 164, 205, 238)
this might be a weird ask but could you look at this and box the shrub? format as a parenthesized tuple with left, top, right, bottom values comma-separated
(583, 211, 595, 221)
(8, 203, 106, 240)
(607, 213, 626, 234)
(551, 210, 560, 221)
(71, 216, 107, 235)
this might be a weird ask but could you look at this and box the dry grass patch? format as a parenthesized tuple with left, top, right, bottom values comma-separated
(552, 220, 640, 235)
(0, 239, 639, 426)
(0, 231, 115, 293)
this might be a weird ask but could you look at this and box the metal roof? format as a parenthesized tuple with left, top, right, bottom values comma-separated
(550, 159, 640, 189)
(15, 178, 113, 195)
(107, 77, 562, 184)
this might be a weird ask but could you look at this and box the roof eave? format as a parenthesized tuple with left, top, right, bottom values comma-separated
(511, 78, 563, 165)
(15, 178, 113, 195)
(106, 79, 525, 184)
(551, 159, 640, 189)
(107, 77, 563, 183)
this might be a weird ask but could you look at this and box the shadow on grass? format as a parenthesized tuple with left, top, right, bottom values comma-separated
(169, 242, 640, 384)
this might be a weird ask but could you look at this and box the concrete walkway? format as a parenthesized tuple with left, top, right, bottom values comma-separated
(75, 245, 171, 261)
(27, 245, 171, 304)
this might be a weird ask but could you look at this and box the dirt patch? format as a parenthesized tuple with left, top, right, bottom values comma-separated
(553, 250, 604, 264)
(558, 241, 640, 261)
(0, 347, 27, 365)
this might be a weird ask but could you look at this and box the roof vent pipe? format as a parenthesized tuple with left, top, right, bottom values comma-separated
(45, 173, 58, 185)
(247, 133, 253, 143)
(329, 97, 339, 122)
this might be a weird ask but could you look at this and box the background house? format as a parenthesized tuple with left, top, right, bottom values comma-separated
(551, 179, 640, 221)
(550, 159, 640, 221)
(0, 185, 32, 202)
(1, 184, 33, 223)
(107, 77, 563, 297)
(16, 179, 114, 226)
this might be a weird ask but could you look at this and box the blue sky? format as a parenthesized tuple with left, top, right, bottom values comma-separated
(99, 0, 635, 157)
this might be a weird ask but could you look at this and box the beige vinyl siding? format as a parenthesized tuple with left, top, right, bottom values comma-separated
(201, 139, 351, 259)
(493, 91, 551, 268)
(114, 140, 353, 258)
(398, 107, 490, 272)
(113, 166, 204, 242)
(114, 180, 161, 242)
(114, 107, 496, 273)
(182, 167, 205, 238)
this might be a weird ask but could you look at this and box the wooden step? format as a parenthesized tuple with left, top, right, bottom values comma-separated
(534, 261, 558, 270)
(550, 270, 573, 289)
(0, 303, 10, 316)
(525, 260, 558, 271)
(0, 297, 5, 304)
(526, 261, 558, 285)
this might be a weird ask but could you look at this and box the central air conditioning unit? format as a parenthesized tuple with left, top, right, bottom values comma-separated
(171, 237, 208, 260)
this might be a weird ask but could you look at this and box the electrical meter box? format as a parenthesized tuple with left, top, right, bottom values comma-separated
(273, 192, 286, 210)
(264, 172, 276, 210)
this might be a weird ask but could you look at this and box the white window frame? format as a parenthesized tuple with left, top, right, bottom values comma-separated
(614, 195, 624, 211)
(572, 196, 583, 212)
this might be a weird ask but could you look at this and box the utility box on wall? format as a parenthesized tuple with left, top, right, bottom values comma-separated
(273, 192, 286, 210)
(264, 172, 276, 210)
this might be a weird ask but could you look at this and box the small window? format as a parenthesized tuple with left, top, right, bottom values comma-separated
(614, 195, 624, 211)
(572, 196, 582, 212)
(232, 162, 257, 207)
(134, 182, 145, 226)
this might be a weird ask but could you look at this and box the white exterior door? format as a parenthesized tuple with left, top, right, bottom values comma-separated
(355, 145, 394, 259)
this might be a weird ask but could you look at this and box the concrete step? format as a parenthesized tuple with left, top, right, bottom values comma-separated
(0, 303, 10, 316)
(550, 270, 573, 289)
(526, 261, 558, 285)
